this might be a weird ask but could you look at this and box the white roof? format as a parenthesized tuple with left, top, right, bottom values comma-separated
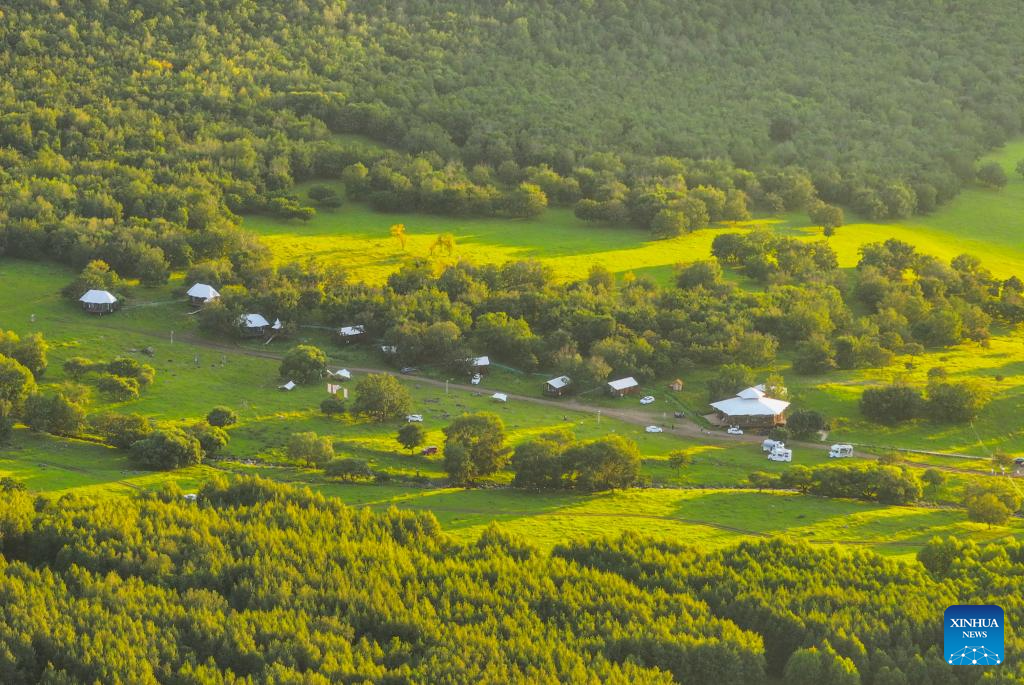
(186, 283, 219, 300)
(80, 289, 117, 304)
(491, 392, 508, 402)
(608, 377, 638, 391)
(241, 313, 269, 328)
(546, 375, 571, 389)
(710, 387, 790, 417)
(279, 380, 296, 390)
(272, 318, 283, 330)
(328, 368, 351, 379)
(470, 356, 490, 367)
(338, 325, 365, 337)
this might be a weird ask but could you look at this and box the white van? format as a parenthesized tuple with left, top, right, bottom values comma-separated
(829, 444, 854, 459)
(768, 446, 792, 462)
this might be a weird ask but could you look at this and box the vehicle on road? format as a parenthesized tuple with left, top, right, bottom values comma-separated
(673, 411, 684, 418)
(400, 367, 418, 374)
(639, 396, 655, 405)
(829, 444, 854, 458)
(1015, 457, 1024, 466)
(406, 414, 423, 422)
(768, 445, 793, 462)
(420, 446, 438, 456)
(470, 373, 482, 385)
(645, 425, 664, 433)
(727, 426, 743, 435)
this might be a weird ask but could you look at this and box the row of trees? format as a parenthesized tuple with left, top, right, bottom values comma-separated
(859, 375, 991, 426)
(750, 462, 923, 505)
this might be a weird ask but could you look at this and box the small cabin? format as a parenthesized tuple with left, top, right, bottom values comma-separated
(668, 378, 684, 392)
(79, 289, 118, 314)
(239, 313, 270, 337)
(544, 375, 572, 397)
(186, 283, 220, 306)
(607, 377, 639, 397)
(338, 325, 365, 340)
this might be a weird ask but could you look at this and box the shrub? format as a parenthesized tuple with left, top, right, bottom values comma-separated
(184, 423, 230, 458)
(23, 392, 87, 436)
(324, 458, 373, 482)
(287, 432, 334, 467)
(859, 385, 922, 425)
(96, 373, 141, 401)
(130, 429, 203, 470)
(90, 412, 153, 449)
(279, 345, 327, 384)
(207, 406, 238, 427)
(320, 396, 347, 416)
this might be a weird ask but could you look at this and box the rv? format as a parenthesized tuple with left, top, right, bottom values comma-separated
(768, 445, 792, 462)
(829, 444, 854, 459)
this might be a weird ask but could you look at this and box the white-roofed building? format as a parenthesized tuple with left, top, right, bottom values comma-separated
(338, 324, 365, 339)
(79, 289, 118, 314)
(709, 386, 790, 428)
(239, 313, 270, 336)
(607, 376, 639, 397)
(544, 375, 572, 397)
(186, 283, 220, 306)
(468, 355, 490, 371)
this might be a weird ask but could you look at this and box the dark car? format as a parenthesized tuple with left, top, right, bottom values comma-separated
(673, 411, 685, 418)
(421, 446, 438, 456)
(400, 366, 419, 374)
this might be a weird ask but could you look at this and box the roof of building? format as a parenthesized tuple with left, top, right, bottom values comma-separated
(470, 355, 490, 367)
(710, 386, 790, 417)
(608, 377, 639, 391)
(80, 289, 117, 304)
(338, 325, 365, 336)
(546, 375, 571, 389)
(186, 283, 220, 300)
(492, 392, 508, 402)
(241, 313, 270, 328)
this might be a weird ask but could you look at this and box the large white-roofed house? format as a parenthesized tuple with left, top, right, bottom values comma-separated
(186, 283, 220, 306)
(709, 386, 790, 428)
(79, 289, 118, 314)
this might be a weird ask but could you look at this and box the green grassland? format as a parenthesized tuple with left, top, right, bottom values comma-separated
(244, 140, 1024, 285)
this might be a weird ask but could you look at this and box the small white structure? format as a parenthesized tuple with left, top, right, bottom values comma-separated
(279, 380, 296, 391)
(645, 425, 664, 433)
(829, 444, 854, 459)
(545, 375, 571, 396)
(406, 414, 424, 422)
(381, 345, 398, 355)
(469, 356, 490, 371)
(710, 386, 790, 428)
(79, 289, 118, 314)
(768, 445, 793, 462)
(272, 318, 283, 331)
(240, 313, 270, 336)
(491, 392, 508, 403)
(186, 283, 220, 306)
(338, 325, 365, 339)
(608, 377, 639, 397)
(327, 368, 351, 381)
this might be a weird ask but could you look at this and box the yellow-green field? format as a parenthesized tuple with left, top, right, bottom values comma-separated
(244, 139, 1024, 284)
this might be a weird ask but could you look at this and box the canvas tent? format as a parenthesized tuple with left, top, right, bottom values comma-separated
(491, 392, 508, 403)
(709, 386, 790, 428)
(607, 377, 639, 397)
(279, 380, 296, 391)
(327, 368, 351, 381)
(240, 313, 270, 336)
(79, 289, 118, 314)
(186, 283, 220, 306)
(338, 325, 365, 339)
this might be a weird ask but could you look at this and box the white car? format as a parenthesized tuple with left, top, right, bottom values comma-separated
(727, 426, 744, 435)
(406, 414, 423, 423)
(645, 425, 664, 433)
(639, 396, 655, 405)
(470, 373, 482, 385)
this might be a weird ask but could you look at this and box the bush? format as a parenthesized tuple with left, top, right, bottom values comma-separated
(963, 482, 1021, 527)
(23, 392, 87, 436)
(925, 380, 991, 423)
(562, 435, 640, 491)
(130, 429, 203, 470)
(786, 410, 826, 439)
(320, 396, 347, 416)
(279, 345, 327, 384)
(63, 356, 99, 379)
(288, 432, 334, 467)
(207, 406, 238, 427)
(353, 374, 412, 422)
(96, 373, 141, 401)
(324, 458, 373, 482)
(397, 423, 426, 453)
(184, 423, 230, 458)
(859, 385, 922, 425)
(90, 412, 153, 449)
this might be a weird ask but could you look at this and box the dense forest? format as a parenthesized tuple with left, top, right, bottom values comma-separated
(2, 0, 1024, 284)
(0, 477, 1020, 684)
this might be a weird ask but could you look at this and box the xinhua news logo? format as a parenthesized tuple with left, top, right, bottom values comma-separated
(944, 605, 1004, 666)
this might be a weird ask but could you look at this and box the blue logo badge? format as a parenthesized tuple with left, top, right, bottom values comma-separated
(945, 605, 1004, 665)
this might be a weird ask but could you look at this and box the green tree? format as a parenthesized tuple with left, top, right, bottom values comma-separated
(511, 437, 566, 489)
(563, 435, 640, 491)
(667, 450, 693, 480)
(324, 458, 373, 482)
(287, 431, 335, 467)
(705, 363, 755, 402)
(207, 406, 238, 427)
(130, 429, 203, 470)
(443, 413, 509, 483)
(397, 423, 426, 453)
(320, 396, 347, 416)
(353, 374, 412, 422)
(860, 384, 922, 425)
(279, 345, 327, 383)
(90, 412, 153, 449)
(0, 354, 36, 412)
(925, 380, 991, 423)
(977, 161, 1007, 188)
(786, 410, 826, 439)
(23, 391, 87, 436)
(184, 422, 230, 458)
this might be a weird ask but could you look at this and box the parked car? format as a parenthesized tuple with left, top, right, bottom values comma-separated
(421, 446, 438, 456)
(470, 373, 482, 385)
(639, 395, 655, 405)
(673, 411, 685, 418)
(727, 426, 743, 435)
(1014, 457, 1024, 466)
(400, 366, 418, 374)
(645, 425, 664, 433)
(406, 414, 423, 422)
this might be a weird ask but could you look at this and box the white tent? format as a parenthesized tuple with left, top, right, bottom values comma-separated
(80, 289, 117, 304)
(279, 380, 296, 391)
(186, 283, 220, 302)
(327, 368, 351, 380)
(710, 387, 790, 417)
(469, 355, 490, 368)
(241, 313, 270, 329)
(491, 392, 508, 403)
(272, 318, 283, 330)
(338, 325, 365, 337)
(608, 377, 638, 392)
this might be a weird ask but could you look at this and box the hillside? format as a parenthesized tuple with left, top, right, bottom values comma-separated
(1, 477, 1021, 684)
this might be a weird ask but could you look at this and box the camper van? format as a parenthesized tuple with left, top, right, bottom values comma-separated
(829, 444, 854, 459)
(768, 445, 792, 462)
